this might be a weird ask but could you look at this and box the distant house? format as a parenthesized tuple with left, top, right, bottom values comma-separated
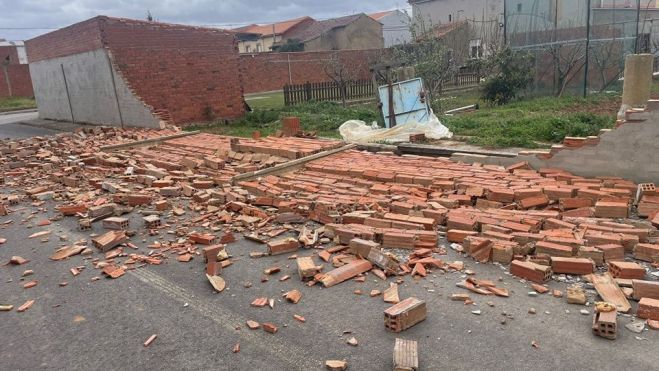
(287, 13, 384, 51)
(235, 16, 315, 53)
(369, 10, 412, 47)
(408, 0, 503, 27)
(0, 40, 33, 98)
(409, 0, 504, 58)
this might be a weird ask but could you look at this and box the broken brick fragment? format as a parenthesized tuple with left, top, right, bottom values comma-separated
(262, 323, 278, 334)
(16, 299, 35, 312)
(284, 290, 302, 304)
(246, 320, 260, 329)
(189, 232, 215, 245)
(267, 237, 300, 255)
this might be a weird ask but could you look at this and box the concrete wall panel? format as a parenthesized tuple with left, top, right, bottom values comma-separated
(29, 48, 160, 128)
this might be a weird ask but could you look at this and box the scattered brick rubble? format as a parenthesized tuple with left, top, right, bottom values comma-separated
(1, 125, 659, 365)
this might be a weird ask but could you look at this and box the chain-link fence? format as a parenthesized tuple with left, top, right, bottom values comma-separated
(505, 0, 658, 96)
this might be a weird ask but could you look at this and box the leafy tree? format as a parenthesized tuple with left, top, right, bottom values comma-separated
(481, 47, 534, 105)
(274, 39, 304, 52)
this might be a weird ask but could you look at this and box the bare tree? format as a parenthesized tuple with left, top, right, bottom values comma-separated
(322, 51, 371, 107)
(545, 41, 587, 97)
(589, 39, 624, 92)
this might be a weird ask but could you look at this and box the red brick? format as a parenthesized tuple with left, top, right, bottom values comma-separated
(594, 201, 629, 218)
(633, 243, 659, 262)
(608, 261, 645, 279)
(509, 260, 552, 283)
(384, 297, 427, 332)
(267, 237, 300, 255)
(550, 257, 595, 275)
(637, 298, 659, 320)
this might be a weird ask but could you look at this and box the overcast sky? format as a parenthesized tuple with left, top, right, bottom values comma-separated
(0, 0, 411, 41)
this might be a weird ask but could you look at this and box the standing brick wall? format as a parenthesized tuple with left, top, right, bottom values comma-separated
(0, 46, 20, 64)
(25, 18, 104, 63)
(101, 17, 244, 124)
(25, 16, 244, 125)
(0, 65, 34, 98)
(240, 49, 384, 94)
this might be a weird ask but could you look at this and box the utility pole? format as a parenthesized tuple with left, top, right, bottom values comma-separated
(584, 0, 592, 97)
(634, 0, 641, 53)
(272, 24, 276, 51)
(503, 0, 507, 45)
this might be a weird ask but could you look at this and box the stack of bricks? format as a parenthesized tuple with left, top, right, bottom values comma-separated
(230, 137, 344, 159)
(636, 183, 659, 217)
(281, 117, 301, 137)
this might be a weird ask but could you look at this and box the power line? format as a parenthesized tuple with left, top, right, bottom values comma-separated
(0, 27, 59, 30)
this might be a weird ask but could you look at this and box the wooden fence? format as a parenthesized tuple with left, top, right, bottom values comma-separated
(283, 80, 374, 106)
(444, 72, 481, 89)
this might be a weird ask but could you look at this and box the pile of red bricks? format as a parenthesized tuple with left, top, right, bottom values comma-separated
(236, 149, 657, 284)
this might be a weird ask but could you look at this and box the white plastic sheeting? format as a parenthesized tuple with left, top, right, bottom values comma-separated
(338, 111, 452, 143)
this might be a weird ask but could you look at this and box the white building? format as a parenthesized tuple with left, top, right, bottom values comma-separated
(369, 10, 413, 47)
(408, 0, 504, 27)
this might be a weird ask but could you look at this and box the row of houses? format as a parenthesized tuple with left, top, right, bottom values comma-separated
(234, 10, 412, 53)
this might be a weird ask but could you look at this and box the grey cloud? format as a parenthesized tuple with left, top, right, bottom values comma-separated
(0, 0, 409, 41)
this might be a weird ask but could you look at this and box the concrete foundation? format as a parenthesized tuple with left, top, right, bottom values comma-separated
(29, 49, 161, 128)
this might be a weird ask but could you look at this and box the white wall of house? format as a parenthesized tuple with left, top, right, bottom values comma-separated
(411, 0, 504, 28)
(379, 10, 413, 46)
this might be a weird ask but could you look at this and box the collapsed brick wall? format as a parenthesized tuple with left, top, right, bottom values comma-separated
(101, 17, 245, 124)
(240, 49, 384, 94)
(0, 64, 34, 98)
(451, 100, 659, 183)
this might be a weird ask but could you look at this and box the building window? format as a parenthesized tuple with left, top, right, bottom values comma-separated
(256, 43, 262, 52)
(449, 14, 452, 22)
(245, 45, 251, 53)
(470, 39, 483, 59)
(517, 3, 522, 12)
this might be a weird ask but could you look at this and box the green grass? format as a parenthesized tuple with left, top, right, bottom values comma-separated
(441, 93, 619, 148)
(190, 100, 381, 139)
(0, 97, 36, 112)
(433, 87, 482, 113)
(194, 88, 622, 148)
(244, 91, 285, 110)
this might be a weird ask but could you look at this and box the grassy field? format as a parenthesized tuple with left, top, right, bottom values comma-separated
(0, 97, 36, 112)
(194, 88, 622, 148)
(441, 93, 619, 148)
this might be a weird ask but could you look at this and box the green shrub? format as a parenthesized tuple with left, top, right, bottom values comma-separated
(481, 48, 534, 105)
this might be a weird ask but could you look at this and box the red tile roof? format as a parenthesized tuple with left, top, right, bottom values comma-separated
(369, 10, 395, 21)
(234, 16, 314, 36)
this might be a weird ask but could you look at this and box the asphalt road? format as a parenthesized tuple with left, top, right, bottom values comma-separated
(0, 111, 62, 139)
(1, 197, 658, 370)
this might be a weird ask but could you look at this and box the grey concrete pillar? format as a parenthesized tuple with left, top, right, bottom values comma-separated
(621, 54, 654, 108)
